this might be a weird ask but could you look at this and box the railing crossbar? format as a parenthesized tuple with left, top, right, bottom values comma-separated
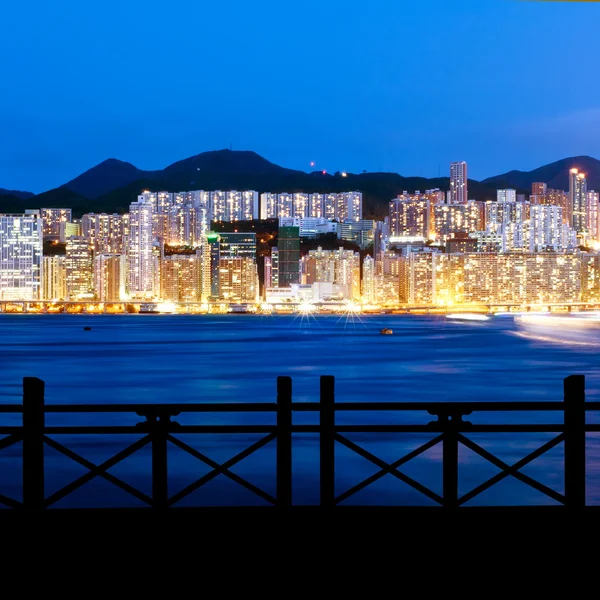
(0, 433, 22, 451)
(0, 492, 21, 509)
(457, 433, 566, 506)
(334, 433, 444, 505)
(43, 435, 153, 508)
(335, 434, 444, 504)
(166, 433, 277, 507)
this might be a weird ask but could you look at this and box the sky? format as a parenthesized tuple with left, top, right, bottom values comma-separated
(2, 0, 600, 193)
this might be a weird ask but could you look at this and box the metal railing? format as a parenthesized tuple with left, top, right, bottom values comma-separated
(0, 375, 598, 509)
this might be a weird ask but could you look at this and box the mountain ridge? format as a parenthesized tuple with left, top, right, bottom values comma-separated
(4, 150, 600, 218)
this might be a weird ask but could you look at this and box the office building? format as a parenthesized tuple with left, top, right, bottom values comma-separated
(0, 212, 43, 300)
(277, 226, 300, 287)
(218, 232, 257, 259)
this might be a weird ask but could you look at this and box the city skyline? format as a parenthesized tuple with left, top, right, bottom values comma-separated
(4, 161, 600, 312)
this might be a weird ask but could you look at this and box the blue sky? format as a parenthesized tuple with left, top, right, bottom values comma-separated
(2, 0, 600, 193)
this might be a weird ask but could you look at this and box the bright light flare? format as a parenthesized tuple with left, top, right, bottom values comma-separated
(298, 301, 316, 314)
(157, 302, 177, 314)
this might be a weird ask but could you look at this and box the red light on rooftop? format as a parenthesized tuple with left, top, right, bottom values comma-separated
(322, 170, 327, 175)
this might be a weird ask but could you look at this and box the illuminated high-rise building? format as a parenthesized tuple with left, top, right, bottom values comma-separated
(587, 191, 600, 242)
(389, 193, 431, 238)
(42, 256, 67, 301)
(160, 252, 202, 302)
(433, 201, 484, 241)
(497, 189, 517, 204)
(449, 161, 468, 204)
(65, 236, 93, 300)
(218, 232, 257, 259)
(41, 208, 72, 240)
(570, 168, 587, 236)
(277, 226, 300, 287)
(361, 255, 375, 303)
(260, 192, 362, 221)
(530, 188, 571, 226)
(0, 212, 43, 300)
(210, 191, 259, 222)
(128, 197, 157, 299)
(532, 182, 547, 196)
(82, 213, 127, 254)
(94, 254, 127, 301)
(301, 246, 361, 300)
(528, 205, 563, 252)
(218, 257, 259, 302)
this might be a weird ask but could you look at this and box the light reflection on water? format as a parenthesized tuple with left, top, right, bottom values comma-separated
(0, 313, 600, 507)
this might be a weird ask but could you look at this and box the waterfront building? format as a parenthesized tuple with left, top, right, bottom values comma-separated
(0, 212, 43, 300)
(40, 208, 72, 240)
(277, 227, 300, 287)
(569, 168, 587, 237)
(207, 233, 221, 300)
(65, 236, 93, 300)
(301, 246, 361, 300)
(269, 248, 280, 288)
(128, 197, 158, 300)
(449, 161, 468, 204)
(94, 254, 127, 302)
(361, 255, 375, 303)
(42, 256, 67, 301)
(160, 252, 202, 302)
(218, 257, 259, 302)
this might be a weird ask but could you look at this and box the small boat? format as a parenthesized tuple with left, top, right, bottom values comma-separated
(139, 303, 160, 314)
(380, 328, 393, 335)
(446, 313, 490, 322)
(83, 326, 92, 331)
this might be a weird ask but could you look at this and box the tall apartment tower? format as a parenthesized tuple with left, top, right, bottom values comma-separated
(449, 161, 468, 204)
(128, 197, 157, 299)
(570, 168, 587, 236)
(0, 212, 43, 300)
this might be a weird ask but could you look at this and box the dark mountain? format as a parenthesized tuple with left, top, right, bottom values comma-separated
(0, 188, 34, 199)
(482, 156, 600, 193)
(22, 150, 600, 220)
(164, 149, 301, 177)
(64, 158, 160, 200)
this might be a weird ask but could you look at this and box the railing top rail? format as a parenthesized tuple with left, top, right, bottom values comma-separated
(2, 400, 600, 415)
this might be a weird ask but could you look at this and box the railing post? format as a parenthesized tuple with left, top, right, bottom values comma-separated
(276, 376, 292, 507)
(564, 375, 585, 509)
(23, 377, 45, 510)
(151, 416, 168, 510)
(442, 415, 459, 509)
(320, 375, 335, 508)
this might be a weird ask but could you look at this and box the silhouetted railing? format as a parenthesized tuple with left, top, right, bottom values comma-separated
(0, 375, 598, 509)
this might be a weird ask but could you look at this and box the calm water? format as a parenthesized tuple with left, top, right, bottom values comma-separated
(1, 312, 600, 507)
